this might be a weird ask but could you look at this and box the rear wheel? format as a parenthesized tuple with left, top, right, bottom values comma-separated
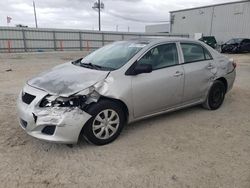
(82, 99, 125, 145)
(203, 80, 226, 110)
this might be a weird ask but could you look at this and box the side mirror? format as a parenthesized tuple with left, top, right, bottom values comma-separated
(125, 61, 153, 76)
(132, 63, 152, 75)
(72, 58, 83, 64)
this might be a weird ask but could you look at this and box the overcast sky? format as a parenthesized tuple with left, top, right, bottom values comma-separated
(1, 0, 237, 32)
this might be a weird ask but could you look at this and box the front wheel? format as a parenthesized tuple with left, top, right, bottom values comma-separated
(82, 100, 125, 145)
(203, 80, 226, 110)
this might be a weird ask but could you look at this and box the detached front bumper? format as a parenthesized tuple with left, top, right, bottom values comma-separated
(17, 84, 92, 144)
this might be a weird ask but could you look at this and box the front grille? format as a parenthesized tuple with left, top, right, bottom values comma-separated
(22, 92, 36, 104)
(20, 119, 27, 129)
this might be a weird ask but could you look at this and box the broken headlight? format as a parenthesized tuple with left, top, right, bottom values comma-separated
(39, 95, 87, 108)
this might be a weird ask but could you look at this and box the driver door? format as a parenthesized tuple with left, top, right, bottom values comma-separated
(130, 43, 184, 118)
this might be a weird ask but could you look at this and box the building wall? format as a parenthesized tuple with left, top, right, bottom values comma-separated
(170, 1, 250, 43)
(145, 24, 170, 33)
(0, 27, 189, 53)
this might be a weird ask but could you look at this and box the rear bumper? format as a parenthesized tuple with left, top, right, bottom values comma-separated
(225, 69, 236, 92)
(17, 84, 92, 144)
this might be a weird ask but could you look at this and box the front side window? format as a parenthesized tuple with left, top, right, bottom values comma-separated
(181, 43, 212, 63)
(137, 43, 179, 70)
(234, 38, 243, 44)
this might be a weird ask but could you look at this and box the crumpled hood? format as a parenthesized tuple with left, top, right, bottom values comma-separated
(27, 62, 110, 97)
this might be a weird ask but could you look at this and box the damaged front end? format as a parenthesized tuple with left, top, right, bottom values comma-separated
(40, 89, 96, 109)
(16, 80, 110, 144)
(38, 78, 110, 109)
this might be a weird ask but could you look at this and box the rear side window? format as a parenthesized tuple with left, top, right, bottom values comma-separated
(181, 43, 212, 63)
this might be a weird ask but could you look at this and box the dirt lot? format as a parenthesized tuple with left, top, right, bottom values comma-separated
(0, 51, 250, 188)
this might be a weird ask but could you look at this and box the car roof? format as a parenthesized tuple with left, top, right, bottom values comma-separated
(230, 38, 250, 41)
(128, 37, 196, 43)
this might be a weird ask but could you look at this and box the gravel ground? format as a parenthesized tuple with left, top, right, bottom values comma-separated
(0, 51, 250, 188)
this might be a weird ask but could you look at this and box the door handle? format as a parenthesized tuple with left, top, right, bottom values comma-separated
(207, 64, 214, 70)
(174, 71, 183, 77)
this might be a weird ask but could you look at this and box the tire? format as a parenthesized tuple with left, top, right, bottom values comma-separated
(220, 46, 224, 53)
(203, 80, 226, 110)
(81, 99, 125, 145)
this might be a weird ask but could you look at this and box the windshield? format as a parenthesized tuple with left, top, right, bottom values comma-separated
(78, 41, 148, 71)
(226, 38, 243, 44)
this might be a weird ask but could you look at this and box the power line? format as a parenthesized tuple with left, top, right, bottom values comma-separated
(105, 11, 170, 23)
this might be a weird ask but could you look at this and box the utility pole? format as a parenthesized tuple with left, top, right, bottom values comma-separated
(98, 0, 101, 31)
(92, 1, 104, 31)
(33, 1, 38, 28)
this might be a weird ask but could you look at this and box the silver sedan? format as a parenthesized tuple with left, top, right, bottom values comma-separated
(17, 37, 236, 145)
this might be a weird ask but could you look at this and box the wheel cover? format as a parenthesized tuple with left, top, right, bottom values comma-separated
(92, 109, 120, 140)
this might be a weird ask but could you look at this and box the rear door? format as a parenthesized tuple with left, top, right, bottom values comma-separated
(180, 43, 217, 104)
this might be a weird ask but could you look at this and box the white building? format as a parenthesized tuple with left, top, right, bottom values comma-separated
(145, 24, 170, 33)
(170, 0, 250, 43)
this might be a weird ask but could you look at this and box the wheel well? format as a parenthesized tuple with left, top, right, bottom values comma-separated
(216, 77, 228, 92)
(79, 96, 129, 142)
(99, 96, 129, 122)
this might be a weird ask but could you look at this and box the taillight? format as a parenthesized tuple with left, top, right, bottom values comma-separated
(229, 58, 236, 69)
(233, 62, 237, 69)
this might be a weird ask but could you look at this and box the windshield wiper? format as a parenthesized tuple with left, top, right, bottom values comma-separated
(80, 62, 116, 71)
(80, 62, 104, 70)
